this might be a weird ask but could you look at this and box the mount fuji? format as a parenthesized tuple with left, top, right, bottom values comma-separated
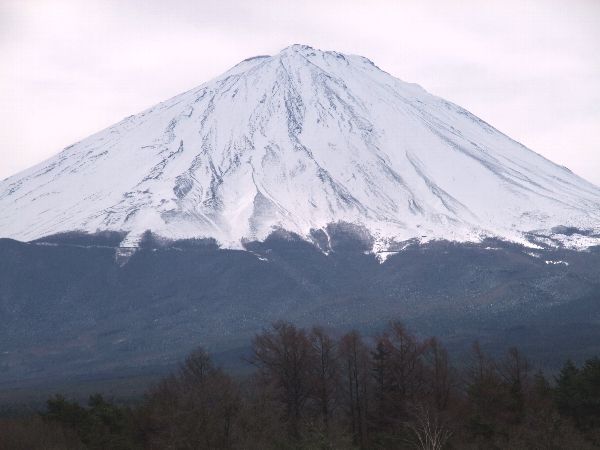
(2, 44, 599, 251)
(3, 46, 600, 393)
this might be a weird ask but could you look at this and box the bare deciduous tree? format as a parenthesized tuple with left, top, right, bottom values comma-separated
(339, 330, 370, 448)
(387, 322, 428, 402)
(406, 403, 452, 450)
(309, 326, 339, 434)
(250, 321, 314, 439)
(143, 347, 240, 449)
(423, 337, 453, 411)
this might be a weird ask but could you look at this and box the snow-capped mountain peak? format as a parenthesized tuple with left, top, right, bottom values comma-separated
(2, 45, 600, 250)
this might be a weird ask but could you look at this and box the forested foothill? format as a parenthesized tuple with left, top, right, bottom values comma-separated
(2, 231, 600, 393)
(1, 321, 599, 449)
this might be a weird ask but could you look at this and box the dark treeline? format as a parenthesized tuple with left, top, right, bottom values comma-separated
(1, 321, 599, 449)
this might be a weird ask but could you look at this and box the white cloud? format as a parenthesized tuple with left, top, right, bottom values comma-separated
(1, 0, 599, 184)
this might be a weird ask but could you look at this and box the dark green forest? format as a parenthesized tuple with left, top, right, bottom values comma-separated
(1, 321, 599, 449)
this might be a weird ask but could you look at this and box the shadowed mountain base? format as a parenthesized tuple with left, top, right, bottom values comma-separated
(1, 230, 599, 403)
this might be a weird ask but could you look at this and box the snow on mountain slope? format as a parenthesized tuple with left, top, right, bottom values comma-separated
(1, 44, 600, 250)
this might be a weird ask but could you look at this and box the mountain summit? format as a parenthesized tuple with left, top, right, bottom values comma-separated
(2, 45, 599, 249)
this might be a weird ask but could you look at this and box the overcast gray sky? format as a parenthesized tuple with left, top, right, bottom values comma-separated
(1, 0, 599, 184)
